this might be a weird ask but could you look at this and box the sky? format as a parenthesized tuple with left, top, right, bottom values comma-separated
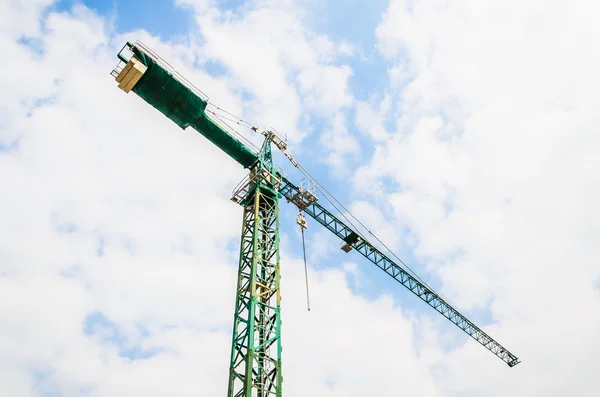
(1, 0, 599, 396)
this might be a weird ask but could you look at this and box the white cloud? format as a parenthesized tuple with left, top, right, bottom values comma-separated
(0, 2, 441, 397)
(298, 64, 353, 115)
(355, 93, 392, 142)
(356, 0, 600, 395)
(179, 0, 354, 144)
(317, 112, 359, 172)
(0, 0, 56, 38)
(337, 40, 357, 57)
(281, 258, 441, 397)
(175, 0, 360, 175)
(10, 0, 599, 396)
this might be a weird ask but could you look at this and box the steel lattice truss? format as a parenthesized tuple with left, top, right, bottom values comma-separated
(279, 177, 520, 368)
(228, 173, 283, 396)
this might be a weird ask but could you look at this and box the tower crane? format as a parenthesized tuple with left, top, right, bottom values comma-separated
(111, 41, 520, 397)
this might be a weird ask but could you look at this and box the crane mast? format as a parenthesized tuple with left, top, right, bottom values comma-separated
(111, 41, 520, 396)
(228, 140, 283, 396)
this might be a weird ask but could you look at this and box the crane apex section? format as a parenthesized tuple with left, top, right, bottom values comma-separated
(111, 41, 259, 169)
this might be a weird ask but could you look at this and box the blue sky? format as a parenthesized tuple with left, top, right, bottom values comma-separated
(4, 1, 599, 396)
(59, 0, 196, 37)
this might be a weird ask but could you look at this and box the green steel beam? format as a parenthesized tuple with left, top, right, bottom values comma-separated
(228, 140, 283, 397)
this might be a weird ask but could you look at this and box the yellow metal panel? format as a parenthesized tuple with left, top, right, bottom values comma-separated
(116, 61, 133, 83)
(123, 60, 147, 93)
(116, 57, 147, 93)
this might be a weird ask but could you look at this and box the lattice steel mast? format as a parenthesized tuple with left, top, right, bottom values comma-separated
(111, 40, 520, 396)
(228, 139, 283, 396)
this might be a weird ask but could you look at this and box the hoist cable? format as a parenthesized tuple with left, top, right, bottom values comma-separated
(301, 226, 311, 312)
(206, 102, 255, 130)
(208, 111, 260, 153)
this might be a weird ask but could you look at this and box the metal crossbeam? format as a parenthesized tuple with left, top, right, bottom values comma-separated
(279, 177, 520, 368)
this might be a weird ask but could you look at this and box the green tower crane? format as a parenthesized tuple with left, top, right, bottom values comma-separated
(111, 41, 520, 397)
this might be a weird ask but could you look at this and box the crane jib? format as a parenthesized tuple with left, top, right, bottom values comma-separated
(278, 177, 520, 368)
